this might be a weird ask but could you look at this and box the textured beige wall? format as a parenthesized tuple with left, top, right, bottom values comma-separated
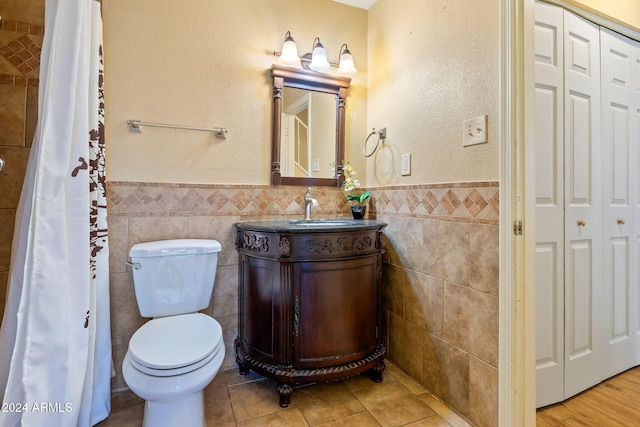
(365, 0, 500, 185)
(568, 0, 640, 32)
(102, 0, 636, 187)
(102, 0, 367, 184)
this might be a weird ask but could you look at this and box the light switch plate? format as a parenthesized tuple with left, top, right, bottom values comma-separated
(401, 154, 411, 176)
(462, 115, 487, 147)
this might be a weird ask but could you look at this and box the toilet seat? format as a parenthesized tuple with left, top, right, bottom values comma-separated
(129, 313, 223, 377)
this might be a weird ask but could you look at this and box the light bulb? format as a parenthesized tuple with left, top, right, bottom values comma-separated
(337, 46, 357, 76)
(279, 31, 299, 66)
(309, 39, 330, 72)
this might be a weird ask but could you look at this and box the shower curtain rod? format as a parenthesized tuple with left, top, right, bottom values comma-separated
(127, 119, 228, 137)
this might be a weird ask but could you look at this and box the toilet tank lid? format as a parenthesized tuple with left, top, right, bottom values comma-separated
(129, 239, 221, 258)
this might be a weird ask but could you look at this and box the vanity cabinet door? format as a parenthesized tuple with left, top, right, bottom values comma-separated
(239, 254, 292, 366)
(293, 255, 379, 369)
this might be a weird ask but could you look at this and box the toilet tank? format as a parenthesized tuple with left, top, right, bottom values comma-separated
(128, 239, 222, 317)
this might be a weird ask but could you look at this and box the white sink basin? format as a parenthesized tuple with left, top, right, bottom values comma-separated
(289, 220, 352, 227)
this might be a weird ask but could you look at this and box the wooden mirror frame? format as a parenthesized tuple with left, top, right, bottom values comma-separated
(271, 64, 351, 186)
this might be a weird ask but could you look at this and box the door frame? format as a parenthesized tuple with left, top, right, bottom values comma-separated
(499, 0, 536, 424)
(502, 1, 640, 425)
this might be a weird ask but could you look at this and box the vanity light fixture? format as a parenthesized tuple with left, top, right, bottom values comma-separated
(278, 31, 300, 66)
(273, 31, 357, 76)
(308, 38, 330, 72)
(337, 44, 357, 76)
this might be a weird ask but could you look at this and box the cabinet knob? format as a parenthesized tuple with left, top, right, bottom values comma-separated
(577, 220, 586, 227)
(617, 218, 626, 225)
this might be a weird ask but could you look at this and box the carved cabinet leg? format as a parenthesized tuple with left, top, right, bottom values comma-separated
(369, 360, 386, 383)
(236, 356, 250, 375)
(277, 383, 293, 407)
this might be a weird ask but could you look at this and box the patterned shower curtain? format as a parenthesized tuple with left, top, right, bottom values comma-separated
(0, 1, 111, 426)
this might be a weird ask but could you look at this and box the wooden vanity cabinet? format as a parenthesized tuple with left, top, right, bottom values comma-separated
(234, 220, 387, 407)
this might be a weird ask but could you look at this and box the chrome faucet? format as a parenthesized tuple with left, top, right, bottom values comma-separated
(303, 187, 319, 221)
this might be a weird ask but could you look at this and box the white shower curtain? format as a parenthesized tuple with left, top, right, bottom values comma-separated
(0, 1, 111, 426)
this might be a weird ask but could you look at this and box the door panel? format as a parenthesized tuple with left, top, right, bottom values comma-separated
(566, 239, 592, 361)
(633, 34, 640, 366)
(534, 1, 565, 408)
(295, 257, 377, 368)
(563, 9, 602, 400)
(601, 28, 636, 377)
(535, 244, 560, 372)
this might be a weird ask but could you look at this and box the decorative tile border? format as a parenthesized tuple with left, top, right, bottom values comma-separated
(0, 19, 44, 36)
(107, 181, 499, 224)
(0, 73, 38, 86)
(107, 181, 350, 217)
(369, 181, 499, 224)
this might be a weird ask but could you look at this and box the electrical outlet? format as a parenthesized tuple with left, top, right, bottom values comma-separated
(401, 154, 411, 176)
(312, 158, 320, 172)
(462, 115, 487, 147)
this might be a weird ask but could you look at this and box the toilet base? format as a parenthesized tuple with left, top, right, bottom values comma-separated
(122, 336, 225, 427)
(143, 391, 205, 427)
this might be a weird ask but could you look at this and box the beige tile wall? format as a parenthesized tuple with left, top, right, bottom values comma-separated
(0, 8, 43, 320)
(106, 180, 499, 427)
(106, 182, 352, 391)
(373, 183, 499, 427)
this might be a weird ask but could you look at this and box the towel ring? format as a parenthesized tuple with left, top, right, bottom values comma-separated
(363, 128, 386, 157)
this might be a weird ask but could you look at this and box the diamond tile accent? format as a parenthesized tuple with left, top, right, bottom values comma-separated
(179, 189, 205, 211)
(231, 190, 252, 211)
(106, 181, 499, 224)
(107, 190, 123, 206)
(406, 191, 420, 212)
(423, 191, 438, 214)
(206, 191, 229, 211)
(463, 189, 488, 217)
(377, 191, 389, 210)
(440, 190, 461, 215)
(274, 193, 292, 211)
(389, 192, 404, 212)
(490, 194, 499, 213)
(157, 188, 179, 208)
(0, 35, 41, 76)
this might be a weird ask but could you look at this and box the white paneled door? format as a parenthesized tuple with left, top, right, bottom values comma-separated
(600, 28, 638, 379)
(534, 1, 565, 408)
(562, 8, 603, 401)
(534, 1, 640, 408)
(635, 39, 640, 367)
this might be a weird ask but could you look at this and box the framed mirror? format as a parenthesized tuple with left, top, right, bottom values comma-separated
(271, 64, 351, 186)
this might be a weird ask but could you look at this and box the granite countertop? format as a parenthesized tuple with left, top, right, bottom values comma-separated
(234, 219, 387, 233)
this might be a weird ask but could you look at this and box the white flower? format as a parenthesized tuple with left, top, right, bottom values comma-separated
(335, 160, 364, 195)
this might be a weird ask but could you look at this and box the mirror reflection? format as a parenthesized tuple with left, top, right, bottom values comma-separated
(281, 87, 336, 179)
(271, 64, 350, 187)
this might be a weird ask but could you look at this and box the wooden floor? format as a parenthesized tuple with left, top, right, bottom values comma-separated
(536, 366, 640, 426)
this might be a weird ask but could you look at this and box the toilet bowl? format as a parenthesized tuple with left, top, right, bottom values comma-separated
(122, 313, 224, 427)
(123, 239, 224, 427)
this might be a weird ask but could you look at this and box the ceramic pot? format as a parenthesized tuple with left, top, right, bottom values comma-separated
(351, 205, 366, 219)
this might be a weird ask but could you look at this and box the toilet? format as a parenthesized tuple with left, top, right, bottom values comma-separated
(122, 239, 224, 427)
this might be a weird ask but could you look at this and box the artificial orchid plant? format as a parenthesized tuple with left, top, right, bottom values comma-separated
(334, 160, 370, 206)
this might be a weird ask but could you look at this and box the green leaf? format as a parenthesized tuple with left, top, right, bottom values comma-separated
(347, 191, 370, 204)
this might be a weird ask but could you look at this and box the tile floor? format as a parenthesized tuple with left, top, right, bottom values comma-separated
(96, 360, 472, 427)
